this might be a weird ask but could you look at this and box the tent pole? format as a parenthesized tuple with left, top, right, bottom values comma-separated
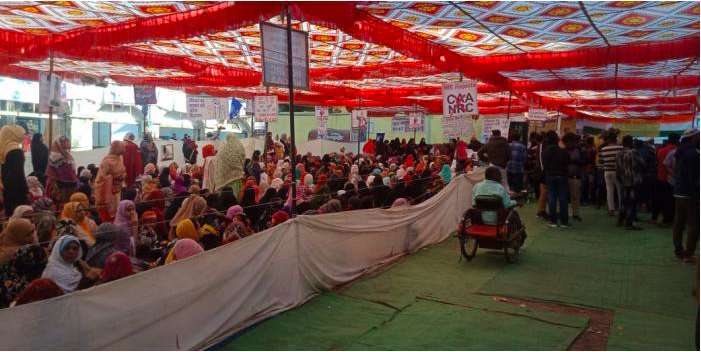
(286, 5, 297, 217)
(265, 86, 270, 165)
(48, 50, 54, 145)
(357, 97, 361, 156)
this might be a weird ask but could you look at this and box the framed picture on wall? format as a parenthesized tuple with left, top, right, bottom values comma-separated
(162, 144, 174, 161)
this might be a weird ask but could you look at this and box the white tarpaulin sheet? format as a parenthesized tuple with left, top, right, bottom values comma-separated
(0, 170, 484, 350)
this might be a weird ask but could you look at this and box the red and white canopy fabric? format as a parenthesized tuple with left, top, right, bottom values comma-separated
(0, 1, 698, 121)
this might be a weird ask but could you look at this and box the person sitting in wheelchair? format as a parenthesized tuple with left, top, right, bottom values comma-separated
(472, 166, 518, 225)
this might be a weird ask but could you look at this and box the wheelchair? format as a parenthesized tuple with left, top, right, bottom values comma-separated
(458, 194, 527, 264)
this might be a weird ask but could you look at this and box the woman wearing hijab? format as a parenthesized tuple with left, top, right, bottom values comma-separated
(122, 133, 142, 188)
(60, 202, 95, 247)
(97, 252, 134, 284)
(168, 238, 203, 263)
(0, 218, 47, 308)
(85, 222, 119, 269)
(44, 136, 78, 208)
(113, 200, 137, 256)
(182, 135, 199, 165)
(310, 174, 331, 210)
(13, 278, 63, 306)
(215, 134, 246, 192)
(41, 235, 98, 293)
(139, 132, 158, 167)
(0, 125, 30, 217)
(34, 212, 56, 250)
(216, 187, 237, 212)
(202, 144, 217, 191)
(172, 176, 188, 194)
(94, 141, 126, 221)
(27, 176, 44, 202)
(158, 167, 171, 188)
(30, 133, 49, 185)
(439, 164, 452, 184)
(9, 205, 34, 223)
(168, 194, 207, 240)
(143, 189, 168, 241)
(240, 187, 264, 227)
(140, 175, 158, 201)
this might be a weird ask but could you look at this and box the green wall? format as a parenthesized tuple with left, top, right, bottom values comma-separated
(267, 112, 484, 146)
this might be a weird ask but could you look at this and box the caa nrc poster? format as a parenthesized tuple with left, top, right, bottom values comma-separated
(442, 81, 479, 118)
(254, 95, 278, 122)
(186, 96, 229, 121)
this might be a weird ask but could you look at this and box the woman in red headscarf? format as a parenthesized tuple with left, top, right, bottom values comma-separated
(98, 252, 134, 284)
(202, 144, 217, 191)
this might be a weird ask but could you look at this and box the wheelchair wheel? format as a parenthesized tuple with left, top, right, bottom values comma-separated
(459, 235, 478, 261)
(504, 235, 520, 264)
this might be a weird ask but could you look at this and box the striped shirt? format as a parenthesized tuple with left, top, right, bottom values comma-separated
(600, 144, 624, 171)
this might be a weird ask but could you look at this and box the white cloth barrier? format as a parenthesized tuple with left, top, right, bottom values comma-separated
(0, 169, 485, 350)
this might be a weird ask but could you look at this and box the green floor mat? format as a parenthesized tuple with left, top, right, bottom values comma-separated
(219, 292, 395, 351)
(348, 298, 586, 351)
(606, 309, 697, 351)
(478, 207, 698, 319)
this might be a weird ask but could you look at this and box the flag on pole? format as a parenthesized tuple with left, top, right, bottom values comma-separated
(229, 98, 242, 120)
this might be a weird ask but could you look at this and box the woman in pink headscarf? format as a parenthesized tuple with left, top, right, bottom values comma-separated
(94, 141, 126, 222)
(169, 239, 203, 262)
(44, 136, 79, 208)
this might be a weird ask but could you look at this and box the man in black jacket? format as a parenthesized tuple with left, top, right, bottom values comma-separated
(541, 131, 571, 228)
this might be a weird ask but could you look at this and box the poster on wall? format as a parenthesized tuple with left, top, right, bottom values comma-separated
(408, 112, 424, 129)
(481, 117, 511, 141)
(527, 108, 548, 121)
(133, 86, 157, 105)
(351, 109, 368, 129)
(315, 106, 329, 122)
(186, 96, 229, 120)
(392, 115, 424, 133)
(38, 72, 63, 113)
(442, 80, 479, 118)
(254, 95, 278, 122)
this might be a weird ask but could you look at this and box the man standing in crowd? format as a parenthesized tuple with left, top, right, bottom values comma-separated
(580, 136, 596, 206)
(542, 131, 570, 228)
(506, 132, 526, 193)
(600, 130, 623, 217)
(564, 132, 583, 221)
(615, 135, 645, 230)
(671, 129, 699, 261)
(526, 132, 548, 220)
(478, 130, 511, 192)
(651, 134, 679, 227)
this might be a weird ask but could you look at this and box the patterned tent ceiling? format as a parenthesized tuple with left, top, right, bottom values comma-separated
(0, 1, 698, 120)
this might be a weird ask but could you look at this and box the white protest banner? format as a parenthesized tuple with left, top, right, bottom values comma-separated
(317, 119, 327, 137)
(261, 22, 309, 90)
(442, 80, 479, 118)
(408, 112, 423, 129)
(481, 117, 510, 141)
(527, 107, 548, 121)
(244, 99, 254, 115)
(39, 72, 62, 113)
(133, 86, 157, 105)
(315, 106, 329, 122)
(186, 96, 229, 121)
(254, 95, 278, 122)
(351, 109, 368, 129)
(442, 116, 474, 139)
(392, 115, 407, 133)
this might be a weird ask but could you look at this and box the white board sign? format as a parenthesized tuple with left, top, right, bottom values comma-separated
(442, 80, 479, 118)
(39, 72, 62, 113)
(261, 22, 309, 90)
(315, 106, 329, 122)
(317, 119, 327, 137)
(186, 96, 229, 121)
(254, 95, 278, 122)
(481, 117, 511, 141)
(527, 108, 548, 121)
(351, 109, 368, 129)
(408, 112, 423, 129)
(442, 116, 473, 139)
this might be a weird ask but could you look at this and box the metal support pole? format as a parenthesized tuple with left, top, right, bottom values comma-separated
(48, 51, 54, 145)
(286, 5, 297, 217)
(265, 85, 270, 164)
(356, 97, 362, 156)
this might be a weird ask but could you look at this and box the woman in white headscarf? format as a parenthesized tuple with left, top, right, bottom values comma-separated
(41, 235, 94, 293)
